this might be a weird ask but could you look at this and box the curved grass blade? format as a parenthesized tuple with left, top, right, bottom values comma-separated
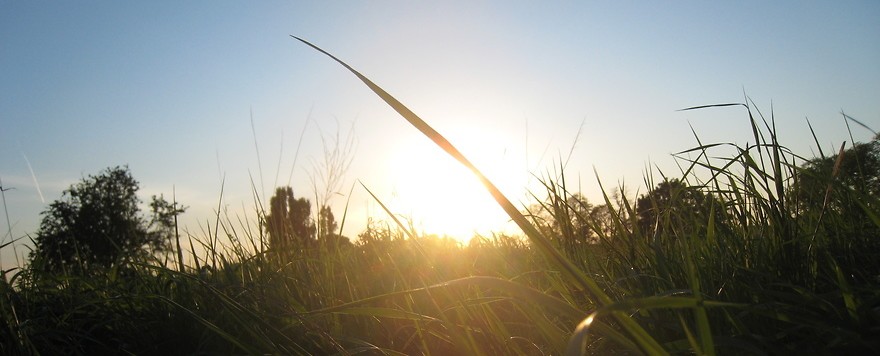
(291, 35, 668, 355)
(288, 36, 587, 295)
(841, 111, 878, 136)
(677, 103, 745, 112)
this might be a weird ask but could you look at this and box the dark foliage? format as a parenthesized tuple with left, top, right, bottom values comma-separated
(29, 166, 185, 274)
(635, 178, 715, 238)
(792, 136, 880, 229)
(790, 135, 880, 283)
(265, 186, 316, 252)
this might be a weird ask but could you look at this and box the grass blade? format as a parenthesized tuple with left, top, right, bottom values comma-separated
(291, 35, 669, 354)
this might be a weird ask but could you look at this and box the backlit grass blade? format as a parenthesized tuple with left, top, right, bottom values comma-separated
(358, 180, 433, 267)
(566, 312, 598, 356)
(291, 35, 667, 354)
(358, 180, 417, 241)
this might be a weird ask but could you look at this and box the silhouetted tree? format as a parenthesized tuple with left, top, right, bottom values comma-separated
(635, 179, 713, 238)
(791, 136, 880, 237)
(553, 193, 596, 251)
(526, 192, 609, 256)
(793, 137, 879, 208)
(318, 205, 337, 238)
(149, 193, 187, 270)
(588, 203, 616, 241)
(265, 187, 316, 253)
(29, 166, 185, 274)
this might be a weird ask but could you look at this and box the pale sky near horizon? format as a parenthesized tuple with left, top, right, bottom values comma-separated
(1, 1, 878, 269)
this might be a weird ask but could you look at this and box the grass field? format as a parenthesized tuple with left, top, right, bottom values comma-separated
(1, 40, 878, 355)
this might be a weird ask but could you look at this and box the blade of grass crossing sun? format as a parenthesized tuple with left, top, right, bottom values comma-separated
(291, 36, 667, 354)
(289, 35, 596, 298)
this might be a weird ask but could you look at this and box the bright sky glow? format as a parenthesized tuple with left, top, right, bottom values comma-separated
(1, 1, 878, 268)
(384, 128, 527, 239)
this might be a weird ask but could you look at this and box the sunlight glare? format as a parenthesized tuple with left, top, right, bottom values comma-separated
(385, 129, 526, 242)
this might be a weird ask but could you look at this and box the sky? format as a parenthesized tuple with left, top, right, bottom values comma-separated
(1, 1, 878, 269)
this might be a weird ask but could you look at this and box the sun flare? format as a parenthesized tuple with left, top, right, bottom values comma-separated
(384, 130, 526, 242)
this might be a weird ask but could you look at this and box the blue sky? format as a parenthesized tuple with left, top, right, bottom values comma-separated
(1, 1, 878, 268)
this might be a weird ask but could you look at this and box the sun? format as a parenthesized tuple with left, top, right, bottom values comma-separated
(383, 130, 526, 242)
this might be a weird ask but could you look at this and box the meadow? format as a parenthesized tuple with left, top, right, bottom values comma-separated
(1, 39, 878, 355)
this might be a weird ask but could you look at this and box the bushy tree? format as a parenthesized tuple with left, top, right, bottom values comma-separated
(29, 166, 185, 274)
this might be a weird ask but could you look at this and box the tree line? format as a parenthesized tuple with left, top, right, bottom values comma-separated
(530, 136, 880, 257)
(25, 167, 351, 278)
(22, 135, 879, 277)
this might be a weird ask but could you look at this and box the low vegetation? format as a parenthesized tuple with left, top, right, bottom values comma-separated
(1, 40, 878, 354)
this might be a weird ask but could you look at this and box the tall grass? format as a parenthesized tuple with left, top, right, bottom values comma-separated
(0, 38, 878, 354)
